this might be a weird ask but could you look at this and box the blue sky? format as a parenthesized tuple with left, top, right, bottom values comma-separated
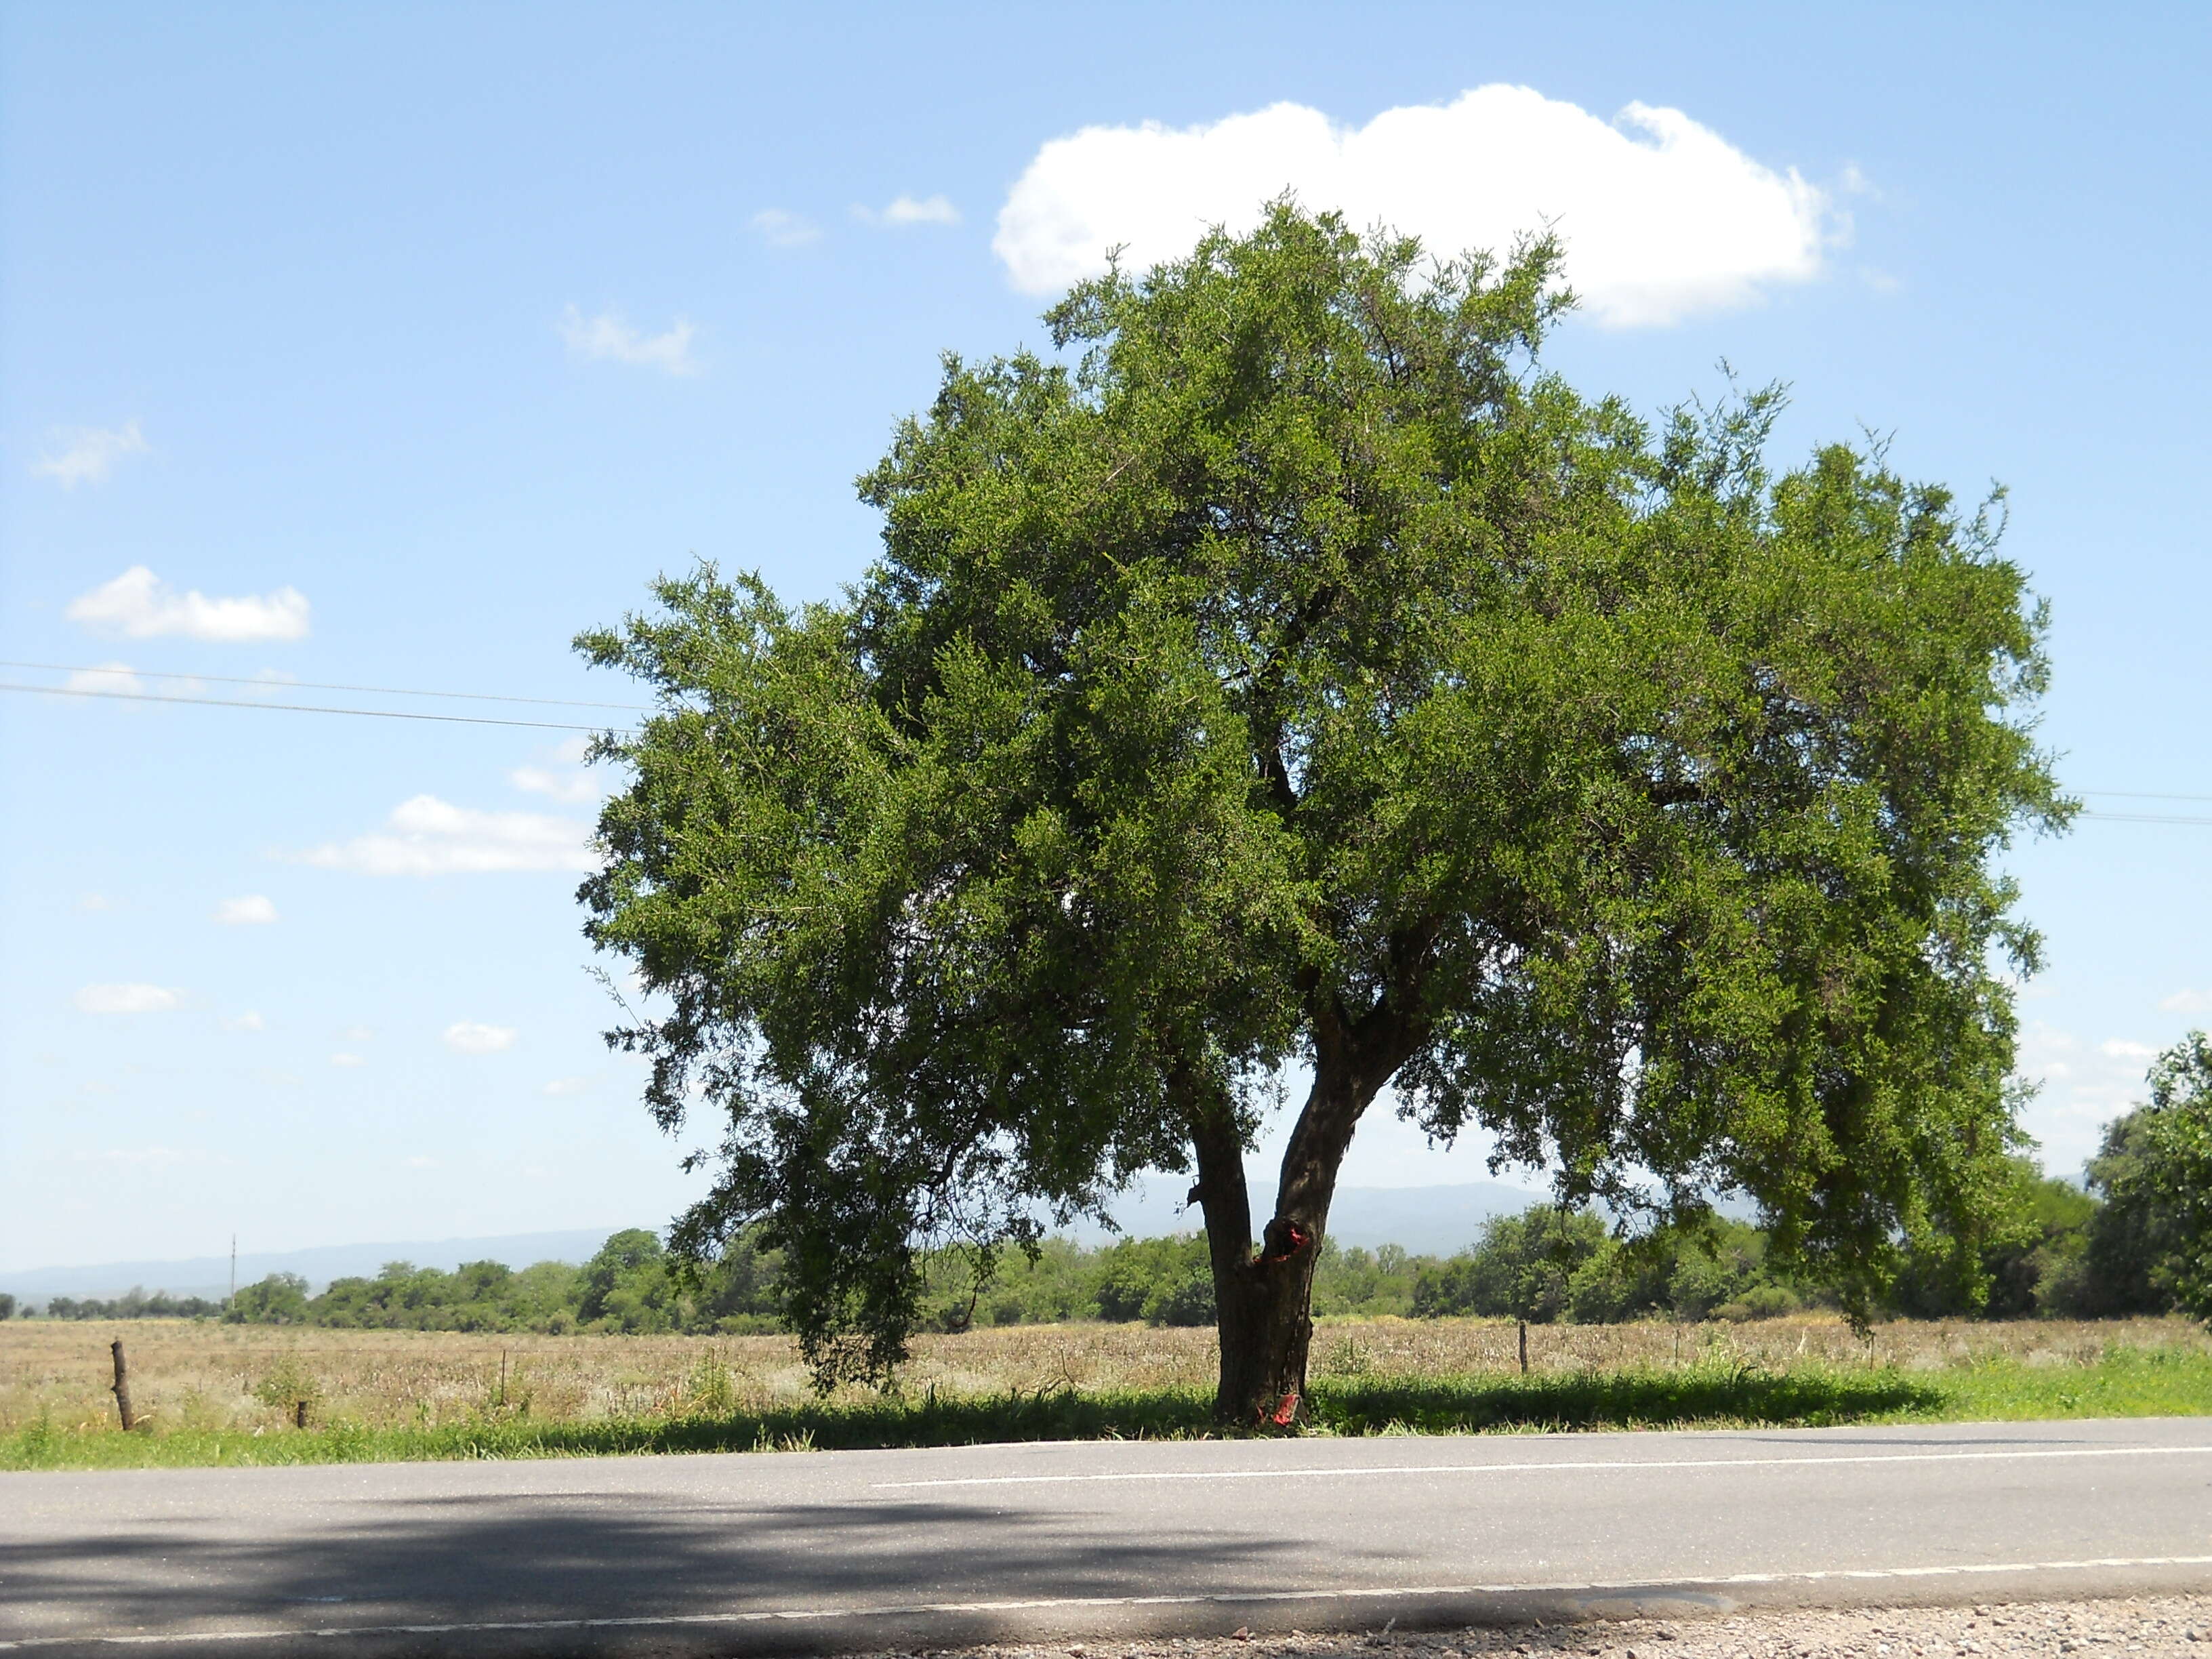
(4, 1, 2208, 1270)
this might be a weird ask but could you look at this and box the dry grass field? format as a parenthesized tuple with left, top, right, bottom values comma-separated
(5, 1313, 2205, 1443)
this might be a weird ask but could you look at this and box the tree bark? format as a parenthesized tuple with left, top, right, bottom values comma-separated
(1187, 926, 1435, 1427)
(1195, 1042, 1393, 1427)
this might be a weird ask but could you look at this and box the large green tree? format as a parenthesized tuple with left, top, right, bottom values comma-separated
(578, 205, 2066, 1422)
(2081, 1032, 2212, 1317)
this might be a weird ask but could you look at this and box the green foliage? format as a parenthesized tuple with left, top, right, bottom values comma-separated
(1889, 1153, 2097, 1317)
(0, 1294, 14, 1321)
(310, 1258, 583, 1332)
(1092, 1233, 1218, 1326)
(577, 201, 2067, 1388)
(42, 1288, 224, 1320)
(1413, 1208, 1610, 1322)
(250, 1354, 323, 1422)
(226, 1273, 310, 1325)
(1310, 1242, 1421, 1318)
(1411, 1207, 1811, 1324)
(2081, 1033, 2212, 1319)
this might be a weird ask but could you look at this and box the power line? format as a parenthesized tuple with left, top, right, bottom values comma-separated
(0, 680, 618, 733)
(0, 659, 647, 713)
(2079, 809, 2212, 827)
(6, 676, 2210, 817)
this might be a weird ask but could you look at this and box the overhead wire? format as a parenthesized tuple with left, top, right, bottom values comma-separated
(0, 659, 648, 713)
(3, 671, 2210, 821)
(0, 680, 618, 733)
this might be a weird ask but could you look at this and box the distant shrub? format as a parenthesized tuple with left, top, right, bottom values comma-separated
(251, 1354, 324, 1426)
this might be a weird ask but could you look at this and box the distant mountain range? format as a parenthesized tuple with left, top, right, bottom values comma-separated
(0, 1179, 1548, 1305)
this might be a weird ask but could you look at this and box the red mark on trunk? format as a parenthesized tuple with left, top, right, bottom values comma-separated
(1271, 1391, 1300, 1427)
(1258, 1219, 1312, 1263)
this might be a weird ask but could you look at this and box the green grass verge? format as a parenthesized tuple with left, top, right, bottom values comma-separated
(7, 1348, 2208, 1472)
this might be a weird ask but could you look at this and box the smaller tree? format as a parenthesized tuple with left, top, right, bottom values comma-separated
(2083, 1033, 2212, 1317)
(1412, 1208, 1610, 1322)
(226, 1272, 310, 1324)
(251, 1353, 323, 1427)
(0, 1293, 15, 1321)
(577, 1228, 680, 1331)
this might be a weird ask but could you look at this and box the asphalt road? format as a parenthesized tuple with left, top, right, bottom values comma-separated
(7, 1418, 2212, 1656)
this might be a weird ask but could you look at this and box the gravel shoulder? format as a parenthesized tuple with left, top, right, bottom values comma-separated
(859, 1597, 2212, 1659)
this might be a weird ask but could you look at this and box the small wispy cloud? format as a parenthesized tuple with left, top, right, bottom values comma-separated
(557, 306, 700, 376)
(330, 1052, 367, 1069)
(2159, 989, 2212, 1015)
(214, 895, 279, 926)
(72, 1145, 218, 1167)
(855, 194, 961, 228)
(222, 1010, 266, 1032)
(2100, 1038, 2160, 1061)
(33, 419, 148, 488)
(66, 566, 310, 642)
(445, 1021, 517, 1054)
(749, 208, 821, 248)
(293, 794, 596, 876)
(75, 983, 182, 1015)
(542, 1076, 593, 1097)
(79, 893, 119, 912)
(510, 764, 598, 804)
(62, 662, 147, 698)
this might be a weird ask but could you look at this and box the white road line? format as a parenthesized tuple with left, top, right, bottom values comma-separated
(872, 1441, 2212, 1490)
(7, 1557, 2212, 1650)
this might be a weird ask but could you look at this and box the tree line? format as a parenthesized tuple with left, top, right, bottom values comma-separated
(10, 1050, 2204, 1334)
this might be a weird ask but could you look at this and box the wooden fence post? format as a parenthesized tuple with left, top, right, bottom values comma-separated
(1517, 1319, 1529, 1374)
(110, 1338, 138, 1431)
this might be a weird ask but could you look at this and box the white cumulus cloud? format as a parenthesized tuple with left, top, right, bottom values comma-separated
(750, 208, 821, 248)
(994, 87, 1835, 328)
(558, 306, 699, 376)
(32, 419, 148, 488)
(2159, 989, 2212, 1015)
(214, 895, 279, 926)
(857, 193, 961, 227)
(445, 1021, 517, 1054)
(66, 565, 311, 642)
(75, 983, 182, 1015)
(293, 794, 596, 876)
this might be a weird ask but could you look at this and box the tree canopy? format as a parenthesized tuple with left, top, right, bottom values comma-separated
(578, 203, 2067, 1415)
(2081, 1032, 2212, 1318)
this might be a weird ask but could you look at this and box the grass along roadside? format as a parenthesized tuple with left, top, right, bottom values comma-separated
(4, 1337, 2209, 1471)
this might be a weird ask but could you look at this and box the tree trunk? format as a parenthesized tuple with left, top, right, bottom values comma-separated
(1192, 1052, 1379, 1428)
(1212, 1217, 1324, 1427)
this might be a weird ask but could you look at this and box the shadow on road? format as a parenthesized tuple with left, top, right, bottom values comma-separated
(1, 1492, 1296, 1636)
